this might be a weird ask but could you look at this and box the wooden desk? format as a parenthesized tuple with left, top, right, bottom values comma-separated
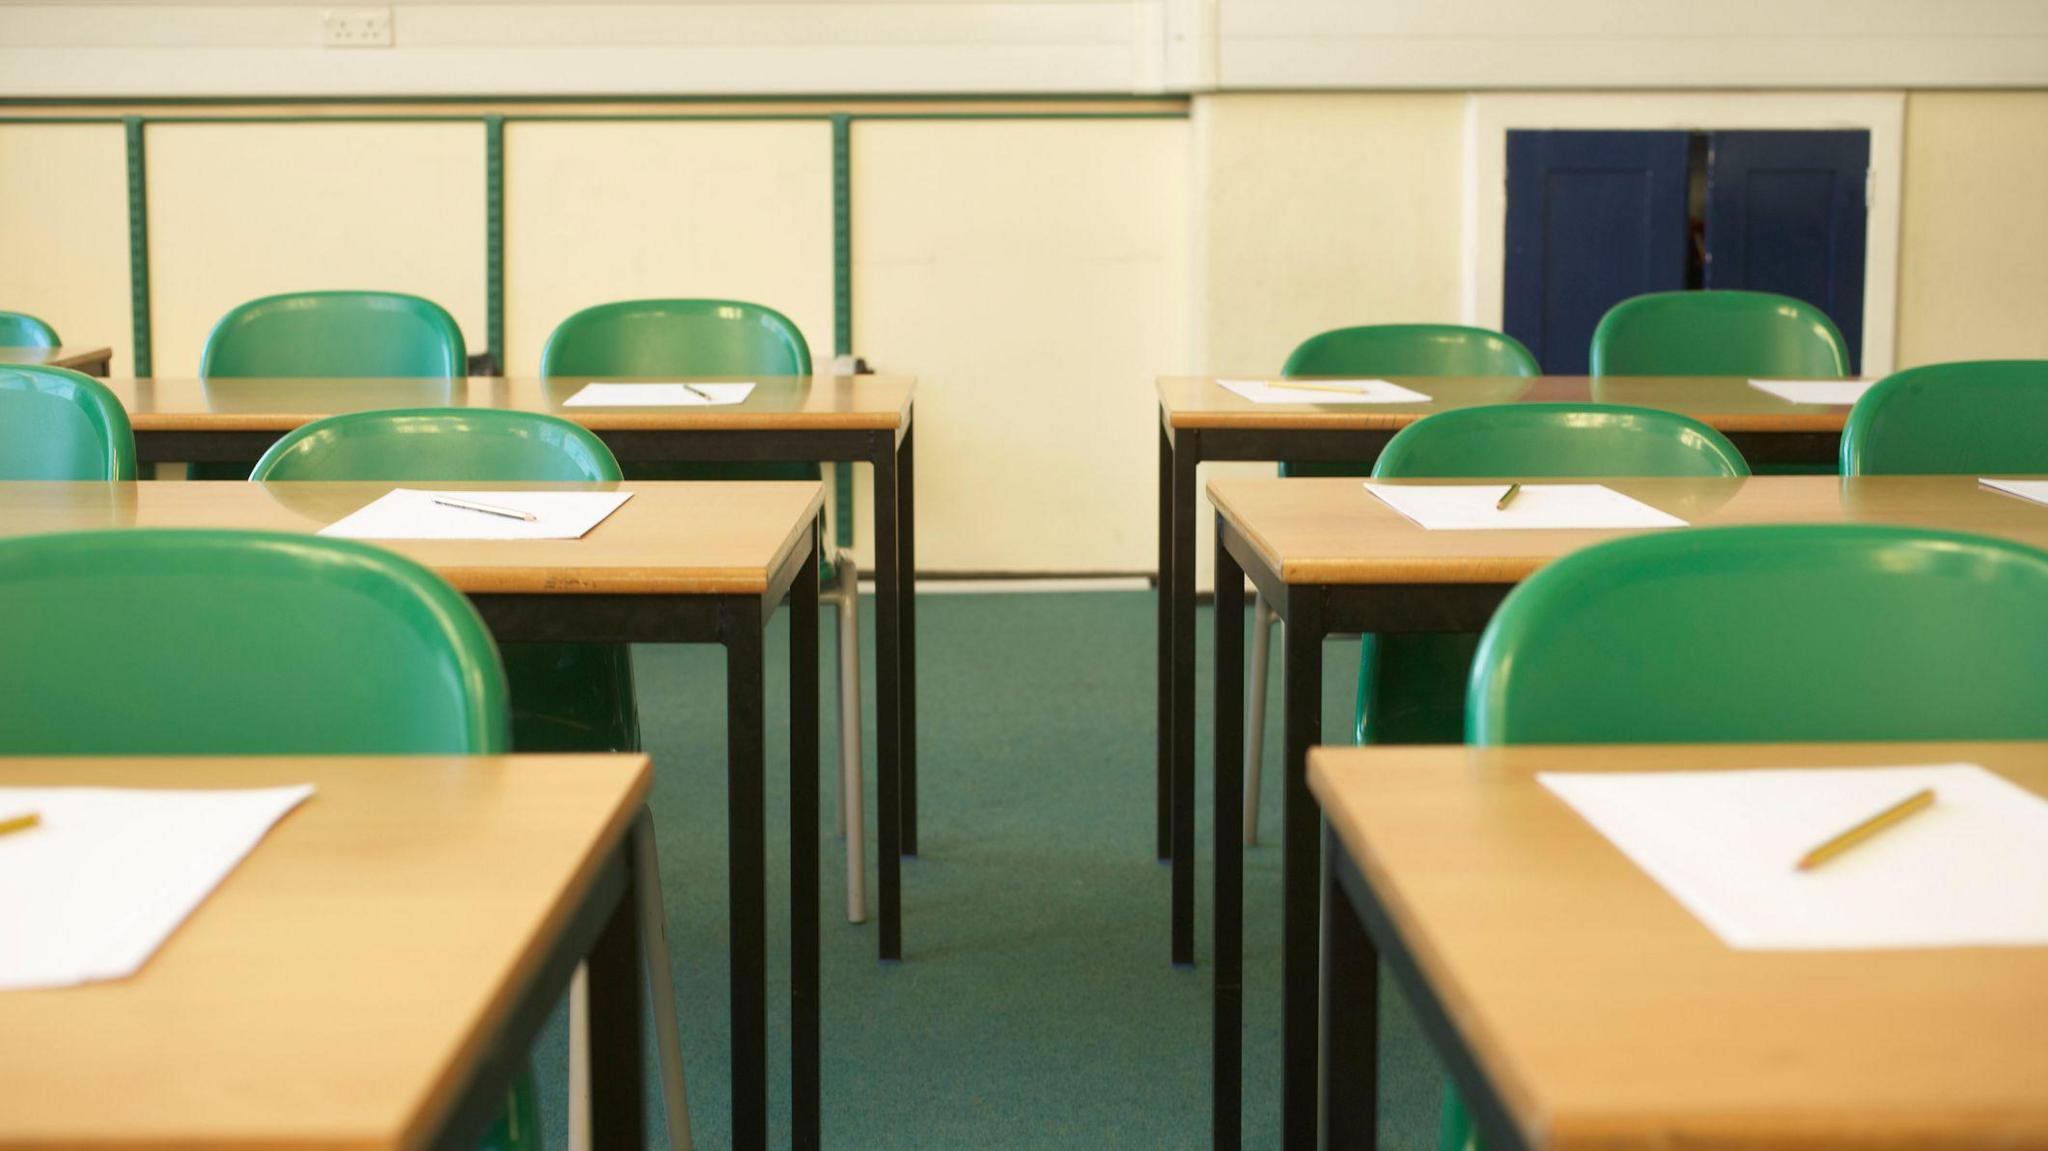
(1205, 474, 2048, 1150)
(1309, 742, 2048, 1151)
(0, 345, 113, 377)
(0, 481, 823, 1151)
(100, 373, 920, 963)
(0, 753, 653, 1151)
(1154, 375, 1855, 968)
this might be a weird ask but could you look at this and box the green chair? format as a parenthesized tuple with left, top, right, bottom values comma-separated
(1589, 290, 1849, 379)
(0, 528, 537, 1149)
(1469, 521, 2048, 744)
(201, 290, 468, 379)
(194, 290, 468, 481)
(1242, 325, 1541, 844)
(1445, 522, 2048, 1151)
(1841, 360, 2048, 476)
(0, 365, 136, 480)
(0, 310, 60, 348)
(1251, 404, 1749, 841)
(543, 298, 872, 923)
(250, 409, 636, 753)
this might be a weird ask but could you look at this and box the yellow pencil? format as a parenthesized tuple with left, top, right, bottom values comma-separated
(0, 811, 40, 837)
(1796, 788, 1934, 870)
(1496, 483, 1522, 510)
(1266, 380, 1376, 396)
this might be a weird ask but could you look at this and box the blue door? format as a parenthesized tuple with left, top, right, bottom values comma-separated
(1503, 130, 1690, 374)
(1703, 130, 1869, 372)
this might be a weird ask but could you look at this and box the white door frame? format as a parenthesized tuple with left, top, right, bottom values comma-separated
(1461, 91, 1906, 376)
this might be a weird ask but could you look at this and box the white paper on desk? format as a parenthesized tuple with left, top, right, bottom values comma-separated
(320, 489, 632, 541)
(1980, 478, 2048, 507)
(562, 382, 755, 407)
(1362, 482, 1685, 531)
(1540, 765, 2048, 950)
(1748, 378, 1873, 405)
(0, 784, 313, 990)
(1215, 378, 1431, 405)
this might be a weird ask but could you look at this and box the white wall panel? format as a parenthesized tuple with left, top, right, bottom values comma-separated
(0, 124, 132, 373)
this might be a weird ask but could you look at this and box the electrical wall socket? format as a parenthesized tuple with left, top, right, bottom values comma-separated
(322, 7, 393, 49)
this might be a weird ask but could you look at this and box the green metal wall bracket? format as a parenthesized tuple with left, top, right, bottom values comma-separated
(123, 116, 152, 376)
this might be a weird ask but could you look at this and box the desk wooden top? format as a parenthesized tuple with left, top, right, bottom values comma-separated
(1208, 475, 2048, 586)
(0, 481, 822, 595)
(0, 753, 650, 1151)
(1309, 741, 2048, 1151)
(99, 375, 915, 433)
(0, 346, 114, 372)
(1159, 375, 1860, 433)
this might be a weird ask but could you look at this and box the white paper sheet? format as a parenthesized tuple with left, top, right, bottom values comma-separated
(562, 382, 755, 407)
(1216, 378, 1431, 405)
(1362, 482, 1686, 531)
(1748, 379, 1873, 405)
(1540, 765, 2048, 950)
(0, 784, 314, 990)
(1981, 478, 2048, 507)
(319, 489, 632, 541)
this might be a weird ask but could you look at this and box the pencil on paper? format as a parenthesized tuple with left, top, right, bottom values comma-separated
(432, 496, 538, 523)
(1496, 483, 1522, 510)
(682, 383, 715, 401)
(0, 811, 40, 837)
(1796, 787, 1935, 870)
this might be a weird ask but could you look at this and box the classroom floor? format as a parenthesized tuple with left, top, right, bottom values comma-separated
(530, 589, 1448, 1151)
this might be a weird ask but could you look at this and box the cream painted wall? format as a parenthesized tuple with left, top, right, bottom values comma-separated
(0, 124, 131, 373)
(501, 120, 834, 374)
(146, 121, 486, 377)
(1896, 92, 2048, 366)
(1186, 91, 1465, 588)
(851, 118, 1191, 573)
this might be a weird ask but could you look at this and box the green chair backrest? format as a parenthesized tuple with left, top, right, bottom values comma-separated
(1279, 324, 1541, 478)
(0, 366, 136, 480)
(201, 291, 467, 378)
(1841, 360, 2048, 476)
(1467, 524, 2048, 745)
(1590, 290, 1849, 378)
(1373, 403, 1750, 480)
(0, 529, 508, 754)
(0, 310, 60, 348)
(1282, 323, 1540, 379)
(251, 408, 622, 483)
(540, 298, 811, 378)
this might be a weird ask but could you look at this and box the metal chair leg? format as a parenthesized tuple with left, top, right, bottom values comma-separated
(833, 556, 869, 924)
(1245, 592, 1275, 847)
(568, 966, 590, 1151)
(634, 817, 695, 1151)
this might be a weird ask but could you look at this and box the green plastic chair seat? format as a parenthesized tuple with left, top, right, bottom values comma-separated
(1841, 360, 2048, 476)
(1589, 290, 1849, 379)
(251, 408, 640, 754)
(0, 365, 135, 480)
(201, 291, 468, 379)
(0, 529, 507, 755)
(1278, 324, 1541, 479)
(1467, 524, 2048, 746)
(1358, 404, 1750, 746)
(0, 310, 60, 348)
(540, 298, 819, 486)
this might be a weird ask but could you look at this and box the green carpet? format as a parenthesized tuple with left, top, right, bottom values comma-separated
(528, 589, 1449, 1150)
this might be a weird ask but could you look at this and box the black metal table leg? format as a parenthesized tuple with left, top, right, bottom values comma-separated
(873, 440, 904, 962)
(1281, 590, 1325, 1148)
(1157, 419, 1174, 862)
(1171, 428, 1200, 967)
(1322, 826, 1378, 1150)
(590, 829, 646, 1151)
(726, 606, 769, 1151)
(1213, 513, 1246, 1151)
(791, 530, 822, 1150)
(899, 422, 918, 857)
